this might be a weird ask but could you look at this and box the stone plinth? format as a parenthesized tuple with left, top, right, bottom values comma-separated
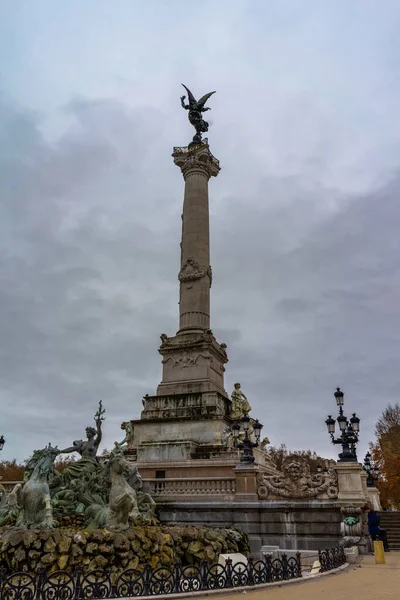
(334, 462, 367, 504)
(234, 464, 259, 502)
(142, 391, 229, 420)
(157, 331, 228, 397)
(367, 487, 382, 511)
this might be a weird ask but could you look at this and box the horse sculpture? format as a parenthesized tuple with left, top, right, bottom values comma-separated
(17, 444, 60, 528)
(106, 449, 140, 530)
(84, 449, 140, 531)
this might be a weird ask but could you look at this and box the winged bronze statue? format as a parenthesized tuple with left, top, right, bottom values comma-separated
(180, 84, 216, 145)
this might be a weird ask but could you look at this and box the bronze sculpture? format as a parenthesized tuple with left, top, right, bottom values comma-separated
(60, 400, 105, 462)
(0, 402, 157, 530)
(180, 84, 216, 145)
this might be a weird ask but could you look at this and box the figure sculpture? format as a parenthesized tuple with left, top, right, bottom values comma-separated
(84, 449, 156, 530)
(0, 401, 157, 529)
(180, 84, 216, 145)
(221, 427, 235, 448)
(260, 437, 270, 451)
(231, 383, 252, 420)
(59, 401, 105, 482)
(17, 444, 60, 529)
(105, 449, 140, 530)
(0, 483, 22, 526)
(124, 460, 157, 524)
(257, 454, 338, 500)
(115, 421, 135, 451)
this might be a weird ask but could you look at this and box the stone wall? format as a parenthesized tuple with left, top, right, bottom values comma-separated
(0, 525, 249, 575)
(157, 500, 343, 554)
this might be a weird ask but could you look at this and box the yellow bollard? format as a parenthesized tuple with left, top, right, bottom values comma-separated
(374, 540, 386, 564)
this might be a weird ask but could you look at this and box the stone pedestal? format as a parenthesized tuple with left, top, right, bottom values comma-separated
(157, 331, 228, 397)
(233, 464, 259, 501)
(334, 462, 367, 504)
(367, 486, 382, 511)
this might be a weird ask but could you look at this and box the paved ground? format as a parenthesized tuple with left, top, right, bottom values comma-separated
(219, 553, 400, 600)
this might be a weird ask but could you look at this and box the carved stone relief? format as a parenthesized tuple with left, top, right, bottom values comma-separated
(256, 454, 338, 500)
(171, 351, 209, 368)
(178, 257, 212, 289)
(180, 153, 219, 180)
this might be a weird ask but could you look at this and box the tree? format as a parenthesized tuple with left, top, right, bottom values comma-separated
(370, 403, 400, 510)
(0, 459, 24, 481)
(374, 403, 400, 438)
(265, 444, 329, 472)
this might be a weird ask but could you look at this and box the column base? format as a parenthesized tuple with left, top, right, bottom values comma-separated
(157, 329, 229, 397)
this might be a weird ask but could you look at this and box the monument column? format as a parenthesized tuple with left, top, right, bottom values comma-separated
(175, 144, 220, 332)
(140, 85, 229, 403)
(153, 141, 227, 398)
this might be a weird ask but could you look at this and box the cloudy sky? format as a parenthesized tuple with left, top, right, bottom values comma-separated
(1, 0, 400, 463)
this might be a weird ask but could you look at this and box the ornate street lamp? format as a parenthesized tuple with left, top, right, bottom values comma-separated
(363, 452, 380, 487)
(233, 415, 263, 464)
(0, 435, 5, 451)
(325, 387, 360, 462)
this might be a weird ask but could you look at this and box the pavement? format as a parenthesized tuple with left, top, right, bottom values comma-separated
(218, 553, 400, 600)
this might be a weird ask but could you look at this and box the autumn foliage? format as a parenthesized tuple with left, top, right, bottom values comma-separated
(265, 444, 328, 472)
(0, 455, 77, 482)
(370, 403, 400, 510)
(0, 459, 24, 482)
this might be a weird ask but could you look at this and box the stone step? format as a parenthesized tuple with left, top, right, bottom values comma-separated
(381, 518, 400, 522)
(381, 520, 400, 524)
(383, 529, 400, 533)
(381, 518, 400, 523)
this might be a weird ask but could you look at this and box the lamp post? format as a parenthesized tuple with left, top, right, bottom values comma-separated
(232, 414, 263, 464)
(363, 452, 380, 487)
(0, 435, 4, 451)
(325, 387, 360, 462)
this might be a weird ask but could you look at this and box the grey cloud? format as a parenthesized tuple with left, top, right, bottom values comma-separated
(1, 83, 399, 463)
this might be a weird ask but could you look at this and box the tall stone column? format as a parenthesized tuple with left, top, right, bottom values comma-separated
(176, 144, 220, 332)
(151, 141, 228, 400)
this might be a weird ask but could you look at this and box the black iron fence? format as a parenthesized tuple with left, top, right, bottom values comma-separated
(0, 546, 346, 599)
(318, 546, 346, 572)
(0, 555, 300, 599)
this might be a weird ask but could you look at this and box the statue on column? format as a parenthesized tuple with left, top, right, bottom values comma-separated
(231, 383, 252, 420)
(114, 421, 135, 451)
(180, 84, 216, 145)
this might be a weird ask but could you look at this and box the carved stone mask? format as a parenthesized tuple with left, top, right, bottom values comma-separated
(285, 462, 303, 481)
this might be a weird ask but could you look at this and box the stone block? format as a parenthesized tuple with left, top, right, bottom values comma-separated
(260, 545, 279, 559)
(344, 546, 359, 564)
(218, 553, 248, 567)
(310, 560, 321, 575)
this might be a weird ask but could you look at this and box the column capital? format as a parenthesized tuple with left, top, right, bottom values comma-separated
(172, 140, 220, 180)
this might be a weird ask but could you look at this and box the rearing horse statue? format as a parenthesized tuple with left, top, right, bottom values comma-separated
(106, 449, 140, 530)
(16, 444, 59, 529)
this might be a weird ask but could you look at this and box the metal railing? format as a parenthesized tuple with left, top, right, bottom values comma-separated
(0, 545, 346, 598)
(318, 546, 346, 572)
(0, 555, 301, 599)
